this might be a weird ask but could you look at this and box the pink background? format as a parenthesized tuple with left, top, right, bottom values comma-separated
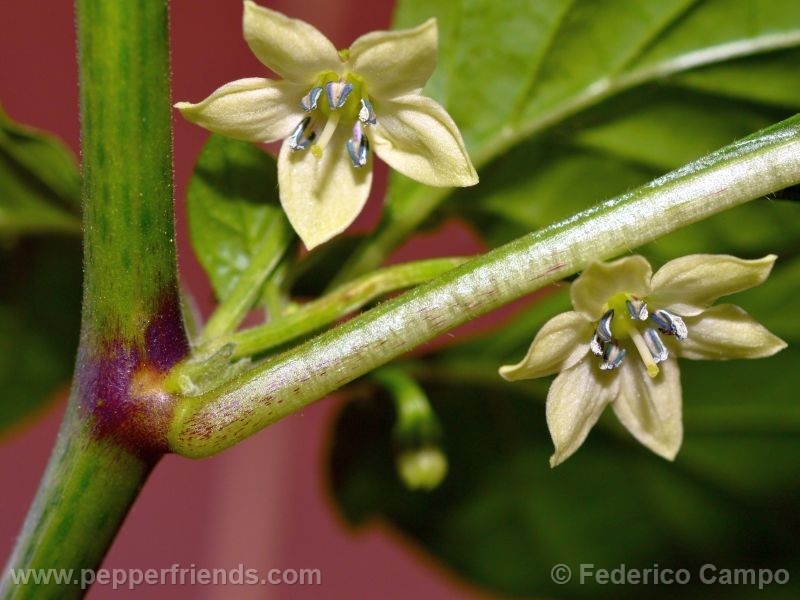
(0, 1, 492, 598)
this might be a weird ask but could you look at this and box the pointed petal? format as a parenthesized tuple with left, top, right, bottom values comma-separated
(370, 95, 477, 187)
(612, 359, 683, 461)
(349, 19, 437, 99)
(547, 359, 618, 467)
(571, 256, 652, 320)
(175, 78, 302, 142)
(500, 312, 593, 380)
(277, 129, 372, 249)
(243, 1, 340, 82)
(650, 254, 777, 316)
(677, 304, 787, 360)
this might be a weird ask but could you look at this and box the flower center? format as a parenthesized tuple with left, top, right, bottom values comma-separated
(590, 293, 687, 378)
(288, 72, 377, 168)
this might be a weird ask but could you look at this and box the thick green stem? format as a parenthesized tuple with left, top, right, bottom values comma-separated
(78, 2, 179, 342)
(2, 2, 184, 598)
(0, 408, 152, 598)
(170, 114, 800, 458)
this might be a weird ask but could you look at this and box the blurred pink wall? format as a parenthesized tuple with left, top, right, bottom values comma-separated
(0, 1, 490, 598)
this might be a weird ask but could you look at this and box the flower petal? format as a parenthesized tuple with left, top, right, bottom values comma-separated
(612, 358, 682, 461)
(650, 254, 777, 316)
(546, 359, 618, 467)
(570, 256, 653, 320)
(370, 95, 477, 187)
(676, 304, 787, 360)
(499, 312, 593, 380)
(175, 78, 302, 142)
(277, 128, 372, 249)
(243, 1, 340, 83)
(349, 19, 438, 99)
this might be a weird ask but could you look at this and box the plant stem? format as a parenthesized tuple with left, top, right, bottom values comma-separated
(0, 409, 152, 599)
(198, 218, 293, 345)
(169, 114, 800, 459)
(227, 257, 466, 359)
(2, 2, 184, 597)
(162, 258, 466, 396)
(372, 367, 435, 427)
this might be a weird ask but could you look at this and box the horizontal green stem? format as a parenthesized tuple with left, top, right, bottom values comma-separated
(227, 257, 466, 359)
(170, 114, 800, 458)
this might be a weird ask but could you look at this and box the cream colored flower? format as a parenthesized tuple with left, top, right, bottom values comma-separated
(500, 254, 786, 467)
(176, 1, 477, 249)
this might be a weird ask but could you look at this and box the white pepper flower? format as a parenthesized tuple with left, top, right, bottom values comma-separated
(176, 1, 477, 249)
(500, 254, 786, 467)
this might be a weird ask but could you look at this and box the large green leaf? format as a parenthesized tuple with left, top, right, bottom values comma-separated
(393, 0, 800, 155)
(379, 0, 800, 257)
(187, 135, 296, 311)
(0, 107, 81, 237)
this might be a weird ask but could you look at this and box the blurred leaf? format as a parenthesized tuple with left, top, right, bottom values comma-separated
(448, 86, 800, 260)
(289, 235, 366, 297)
(0, 237, 82, 435)
(0, 107, 81, 237)
(187, 134, 296, 308)
(672, 48, 800, 109)
(330, 345, 800, 598)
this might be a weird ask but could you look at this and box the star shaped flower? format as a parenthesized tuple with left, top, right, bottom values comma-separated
(500, 254, 786, 467)
(176, 1, 478, 249)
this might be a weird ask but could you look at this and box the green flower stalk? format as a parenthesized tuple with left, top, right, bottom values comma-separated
(500, 254, 786, 467)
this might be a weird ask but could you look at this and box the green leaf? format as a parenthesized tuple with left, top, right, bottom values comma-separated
(672, 48, 800, 109)
(449, 87, 800, 260)
(0, 107, 81, 237)
(348, 0, 800, 281)
(187, 134, 296, 307)
(392, 0, 800, 158)
(0, 237, 82, 434)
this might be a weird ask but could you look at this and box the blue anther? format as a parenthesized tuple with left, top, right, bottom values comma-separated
(300, 86, 323, 112)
